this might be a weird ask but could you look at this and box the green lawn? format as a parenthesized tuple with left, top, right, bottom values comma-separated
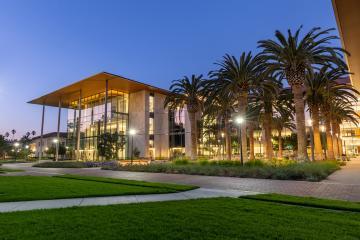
(0, 197, 359, 240)
(241, 193, 360, 212)
(0, 175, 196, 202)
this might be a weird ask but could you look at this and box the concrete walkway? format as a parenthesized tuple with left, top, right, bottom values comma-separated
(0, 188, 257, 213)
(3, 160, 360, 202)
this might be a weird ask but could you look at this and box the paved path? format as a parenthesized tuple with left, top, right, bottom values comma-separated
(0, 188, 257, 213)
(3, 160, 360, 202)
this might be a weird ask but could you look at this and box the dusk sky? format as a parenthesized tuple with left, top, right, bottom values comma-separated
(0, 0, 339, 138)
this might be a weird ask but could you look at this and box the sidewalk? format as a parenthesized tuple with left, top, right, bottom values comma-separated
(0, 188, 257, 213)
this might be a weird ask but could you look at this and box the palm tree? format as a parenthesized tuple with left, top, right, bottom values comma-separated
(209, 52, 266, 162)
(330, 102, 359, 157)
(31, 131, 36, 137)
(258, 27, 348, 161)
(165, 75, 204, 160)
(11, 129, 16, 141)
(272, 113, 296, 158)
(4, 132, 9, 139)
(248, 83, 293, 160)
(203, 88, 236, 160)
(306, 67, 356, 160)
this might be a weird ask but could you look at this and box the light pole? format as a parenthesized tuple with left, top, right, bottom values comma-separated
(129, 129, 136, 165)
(13, 142, 20, 160)
(221, 132, 225, 160)
(53, 138, 59, 161)
(307, 119, 315, 161)
(235, 116, 245, 165)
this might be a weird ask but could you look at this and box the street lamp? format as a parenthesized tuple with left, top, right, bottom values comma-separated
(129, 129, 137, 164)
(13, 142, 20, 160)
(307, 119, 315, 161)
(235, 116, 245, 165)
(53, 138, 59, 161)
(221, 132, 225, 160)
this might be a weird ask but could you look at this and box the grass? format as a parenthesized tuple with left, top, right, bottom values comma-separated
(241, 193, 360, 212)
(0, 175, 196, 202)
(0, 197, 359, 239)
(104, 160, 340, 181)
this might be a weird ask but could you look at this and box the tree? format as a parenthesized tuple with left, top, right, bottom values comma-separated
(272, 113, 296, 158)
(165, 75, 204, 160)
(258, 27, 348, 161)
(203, 89, 235, 160)
(97, 132, 126, 160)
(305, 67, 356, 160)
(0, 135, 11, 159)
(11, 129, 16, 140)
(209, 52, 266, 162)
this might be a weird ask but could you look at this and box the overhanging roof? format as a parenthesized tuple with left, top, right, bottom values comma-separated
(28, 72, 169, 108)
(332, 0, 360, 91)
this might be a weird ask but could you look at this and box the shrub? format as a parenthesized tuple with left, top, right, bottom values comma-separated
(33, 161, 117, 168)
(103, 160, 340, 182)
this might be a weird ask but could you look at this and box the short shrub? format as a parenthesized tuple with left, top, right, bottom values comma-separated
(173, 158, 190, 165)
(244, 159, 265, 167)
(33, 161, 117, 168)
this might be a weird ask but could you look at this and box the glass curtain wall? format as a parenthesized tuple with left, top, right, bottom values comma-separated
(67, 90, 129, 161)
(169, 109, 185, 158)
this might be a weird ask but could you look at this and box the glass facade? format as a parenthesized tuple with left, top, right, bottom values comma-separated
(169, 109, 185, 158)
(67, 90, 129, 160)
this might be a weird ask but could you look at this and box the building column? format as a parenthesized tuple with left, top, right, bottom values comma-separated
(55, 98, 62, 161)
(39, 104, 45, 161)
(154, 93, 169, 159)
(128, 90, 149, 158)
(104, 79, 109, 133)
(76, 91, 82, 161)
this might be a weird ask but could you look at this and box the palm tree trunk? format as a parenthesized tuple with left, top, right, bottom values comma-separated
(238, 97, 248, 162)
(278, 129, 283, 158)
(188, 111, 198, 160)
(331, 121, 339, 159)
(292, 85, 309, 161)
(337, 124, 343, 156)
(325, 116, 334, 160)
(249, 124, 255, 160)
(263, 112, 273, 160)
(224, 118, 232, 160)
(311, 106, 323, 160)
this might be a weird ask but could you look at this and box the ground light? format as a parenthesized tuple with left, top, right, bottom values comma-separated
(235, 116, 245, 165)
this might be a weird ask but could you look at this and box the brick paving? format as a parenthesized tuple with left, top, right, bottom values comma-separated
(3, 159, 360, 202)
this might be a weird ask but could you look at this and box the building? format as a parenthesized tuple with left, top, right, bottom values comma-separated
(332, 0, 360, 155)
(30, 132, 67, 158)
(28, 72, 195, 161)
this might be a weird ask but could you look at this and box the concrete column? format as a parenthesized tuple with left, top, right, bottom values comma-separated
(154, 93, 169, 159)
(104, 79, 109, 133)
(128, 90, 149, 158)
(39, 105, 45, 161)
(55, 99, 61, 161)
(76, 91, 82, 160)
(184, 108, 200, 158)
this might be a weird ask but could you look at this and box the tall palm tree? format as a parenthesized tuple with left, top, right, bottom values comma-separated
(4, 132, 9, 139)
(203, 87, 236, 160)
(31, 131, 36, 137)
(165, 75, 204, 160)
(209, 52, 266, 162)
(258, 27, 348, 161)
(319, 70, 358, 159)
(11, 129, 16, 141)
(272, 113, 296, 158)
(305, 67, 347, 160)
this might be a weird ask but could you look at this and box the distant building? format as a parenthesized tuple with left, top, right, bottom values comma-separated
(30, 132, 67, 158)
